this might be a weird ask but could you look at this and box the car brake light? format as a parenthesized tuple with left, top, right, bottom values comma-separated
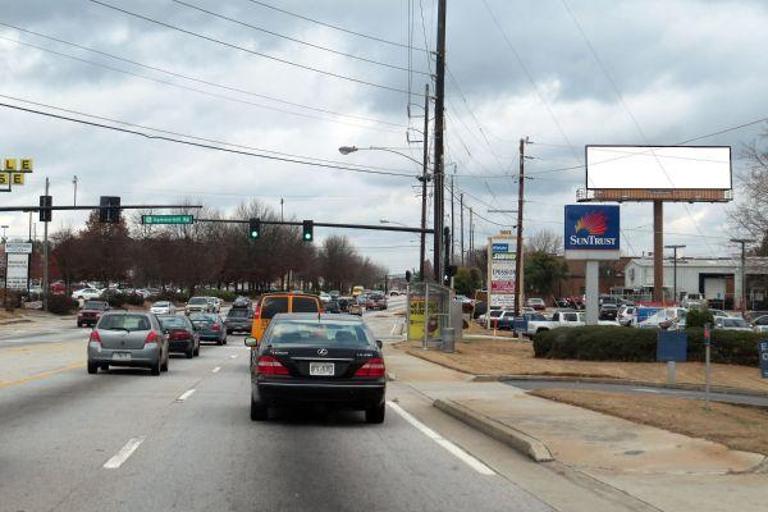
(145, 330, 159, 345)
(253, 308, 261, 319)
(89, 330, 102, 343)
(256, 355, 289, 376)
(211, 323, 220, 331)
(354, 357, 385, 378)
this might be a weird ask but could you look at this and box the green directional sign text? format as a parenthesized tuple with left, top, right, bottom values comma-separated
(141, 214, 194, 225)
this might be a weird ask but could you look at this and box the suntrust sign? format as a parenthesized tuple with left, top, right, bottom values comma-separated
(564, 205, 620, 252)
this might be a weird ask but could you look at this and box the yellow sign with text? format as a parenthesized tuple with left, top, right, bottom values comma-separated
(4, 158, 17, 171)
(0, 173, 9, 186)
(11, 173, 24, 185)
(20, 158, 33, 172)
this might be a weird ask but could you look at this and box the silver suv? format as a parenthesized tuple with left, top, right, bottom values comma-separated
(185, 296, 212, 315)
(87, 312, 170, 376)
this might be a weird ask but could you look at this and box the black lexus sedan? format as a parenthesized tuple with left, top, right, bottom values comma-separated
(246, 313, 386, 424)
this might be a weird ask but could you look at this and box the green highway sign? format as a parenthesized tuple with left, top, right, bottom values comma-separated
(141, 214, 194, 225)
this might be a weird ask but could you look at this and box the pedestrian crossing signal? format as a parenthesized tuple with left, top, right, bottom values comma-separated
(302, 220, 313, 242)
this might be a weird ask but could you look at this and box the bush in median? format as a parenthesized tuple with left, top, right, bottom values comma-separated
(47, 295, 78, 315)
(533, 326, 761, 366)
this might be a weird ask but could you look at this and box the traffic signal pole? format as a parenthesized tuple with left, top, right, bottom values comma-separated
(42, 178, 49, 311)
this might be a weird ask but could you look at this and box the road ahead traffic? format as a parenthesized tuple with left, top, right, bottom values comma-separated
(0, 298, 555, 512)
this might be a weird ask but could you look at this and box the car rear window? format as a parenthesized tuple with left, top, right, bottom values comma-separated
(189, 297, 207, 305)
(261, 297, 289, 319)
(268, 320, 371, 346)
(153, 301, 170, 307)
(227, 309, 251, 318)
(160, 317, 188, 329)
(99, 314, 151, 331)
(84, 301, 107, 310)
(292, 297, 319, 313)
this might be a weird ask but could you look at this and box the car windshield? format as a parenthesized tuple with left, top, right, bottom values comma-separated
(153, 301, 169, 307)
(722, 318, 748, 328)
(189, 297, 207, 305)
(99, 314, 150, 331)
(83, 301, 107, 310)
(267, 320, 371, 346)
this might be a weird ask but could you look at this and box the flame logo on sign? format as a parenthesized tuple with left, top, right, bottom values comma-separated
(574, 211, 608, 236)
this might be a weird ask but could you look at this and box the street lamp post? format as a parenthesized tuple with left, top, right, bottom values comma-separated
(1, 224, 8, 242)
(730, 238, 755, 314)
(339, 145, 431, 279)
(665, 244, 686, 305)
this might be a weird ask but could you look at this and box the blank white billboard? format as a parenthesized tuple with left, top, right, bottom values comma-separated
(586, 146, 731, 190)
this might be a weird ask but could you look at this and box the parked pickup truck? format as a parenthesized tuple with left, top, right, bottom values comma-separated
(526, 310, 619, 336)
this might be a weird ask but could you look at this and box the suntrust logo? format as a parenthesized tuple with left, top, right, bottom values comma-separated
(565, 206, 619, 250)
(574, 211, 607, 236)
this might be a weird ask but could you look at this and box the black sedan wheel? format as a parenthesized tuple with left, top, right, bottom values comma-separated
(365, 403, 385, 424)
(250, 398, 268, 421)
(87, 361, 98, 374)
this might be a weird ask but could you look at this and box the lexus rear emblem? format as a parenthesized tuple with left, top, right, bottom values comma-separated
(317, 348, 328, 356)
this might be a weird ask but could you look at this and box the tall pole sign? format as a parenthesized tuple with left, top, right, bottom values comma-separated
(564, 205, 621, 325)
(487, 232, 516, 327)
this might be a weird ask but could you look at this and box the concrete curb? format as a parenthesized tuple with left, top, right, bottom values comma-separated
(0, 319, 32, 326)
(482, 374, 768, 399)
(434, 398, 554, 463)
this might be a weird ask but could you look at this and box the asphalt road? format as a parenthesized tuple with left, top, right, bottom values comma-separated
(506, 379, 768, 407)
(0, 302, 555, 512)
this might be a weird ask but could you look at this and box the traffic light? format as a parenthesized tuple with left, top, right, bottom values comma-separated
(99, 196, 121, 224)
(249, 218, 261, 239)
(302, 220, 313, 242)
(405, 270, 412, 283)
(39, 195, 52, 222)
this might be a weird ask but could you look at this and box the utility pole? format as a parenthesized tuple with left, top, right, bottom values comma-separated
(72, 175, 78, 207)
(432, 0, 447, 283)
(665, 244, 686, 305)
(280, 197, 284, 222)
(450, 173, 455, 264)
(514, 138, 529, 317)
(731, 238, 755, 315)
(419, 83, 430, 280)
(42, 177, 49, 312)
(469, 207, 474, 263)
(460, 193, 464, 266)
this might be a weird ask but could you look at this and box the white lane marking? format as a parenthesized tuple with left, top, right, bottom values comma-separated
(212, 366, 221, 373)
(387, 401, 495, 476)
(176, 388, 196, 402)
(103, 436, 146, 469)
(229, 354, 238, 359)
(633, 388, 661, 394)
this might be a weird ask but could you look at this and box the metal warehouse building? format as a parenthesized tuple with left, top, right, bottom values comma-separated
(623, 256, 768, 310)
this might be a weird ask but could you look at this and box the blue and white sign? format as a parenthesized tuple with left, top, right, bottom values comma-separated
(759, 341, 768, 379)
(492, 243, 509, 253)
(564, 205, 620, 252)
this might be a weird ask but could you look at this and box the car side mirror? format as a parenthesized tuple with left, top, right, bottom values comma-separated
(375, 339, 383, 349)
(245, 337, 259, 348)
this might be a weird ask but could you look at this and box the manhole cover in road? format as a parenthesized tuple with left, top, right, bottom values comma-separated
(624, 450, 645, 456)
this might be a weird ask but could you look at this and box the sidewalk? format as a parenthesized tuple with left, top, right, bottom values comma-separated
(386, 347, 768, 512)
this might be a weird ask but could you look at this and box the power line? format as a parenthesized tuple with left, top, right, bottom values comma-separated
(243, 0, 427, 52)
(0, 22, 406, 130)
(172, 0, 429, 76)
(0, 34, 404, 134)
(0, 98, 420, 179)
(88, 0, 417, 96)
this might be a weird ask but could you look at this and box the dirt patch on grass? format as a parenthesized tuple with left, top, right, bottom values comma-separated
(463, 322, 516, 338)
(530, 389, 768, 457)
(398, 338, 768, 394)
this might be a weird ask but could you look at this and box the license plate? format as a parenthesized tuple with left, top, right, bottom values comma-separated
(309, 362, 334, 376)
(112, 352, 131, 362)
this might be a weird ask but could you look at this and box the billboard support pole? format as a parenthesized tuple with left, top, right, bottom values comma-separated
(585, 260, 599, 325)
(653, 201, 664, 304)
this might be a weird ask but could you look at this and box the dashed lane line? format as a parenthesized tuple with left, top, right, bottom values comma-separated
(103, 436, 146, 469)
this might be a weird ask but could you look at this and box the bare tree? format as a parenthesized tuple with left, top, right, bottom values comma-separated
(525, 229, 563, 255)
(730, 130, 768, 254)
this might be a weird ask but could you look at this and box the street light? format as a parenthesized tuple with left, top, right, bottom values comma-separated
(340, 144, 431, 280)
(665, 244, 686, 305)
(731, 238, 755, 314)
(1, 224, 8, 242)
(380, 219, 407, 227)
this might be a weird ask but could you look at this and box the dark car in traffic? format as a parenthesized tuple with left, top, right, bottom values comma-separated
(190, 313, 228, 345)
(77, 300, 110, 327)
(225, 307, 254, 334)
(158, 314, 200, 358)
(246, 313, 386, 423)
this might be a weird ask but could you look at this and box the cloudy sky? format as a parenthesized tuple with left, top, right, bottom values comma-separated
(1, 0, 767, 272)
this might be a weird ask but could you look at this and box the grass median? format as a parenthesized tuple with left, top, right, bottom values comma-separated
(530, 389, 768, 457)
(398, 338, 768, 394)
